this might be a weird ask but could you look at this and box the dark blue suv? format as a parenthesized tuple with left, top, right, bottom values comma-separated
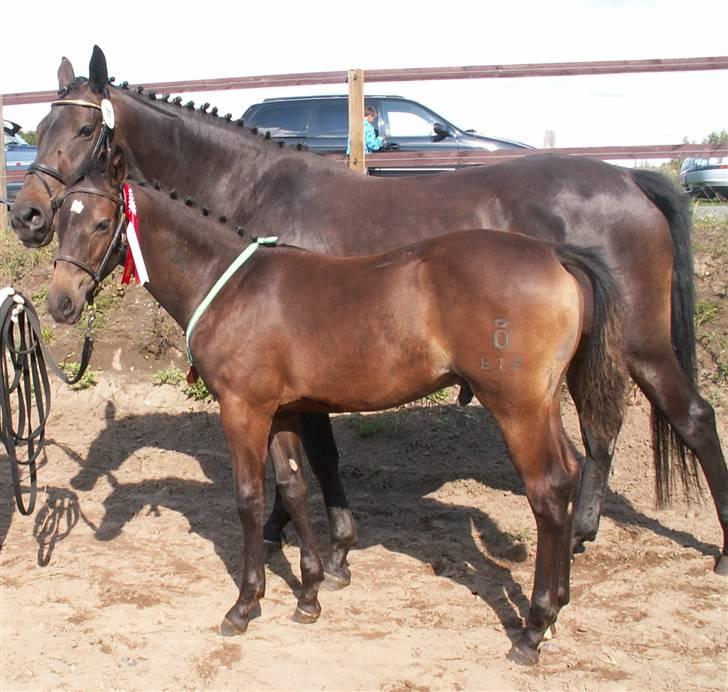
(242, 95, 531, 175)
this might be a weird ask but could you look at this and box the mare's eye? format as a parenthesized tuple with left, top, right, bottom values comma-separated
(79, 124, 95, 137)
(94, 218, 111, 233)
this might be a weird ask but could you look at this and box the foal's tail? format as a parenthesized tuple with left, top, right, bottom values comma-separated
(556, 245, 628, 442)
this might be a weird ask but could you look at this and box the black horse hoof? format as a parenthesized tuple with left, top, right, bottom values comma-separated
(507, 640, 539, 666)
(292, 604, 321, 624)
(220, 616, 248, 637)
(323, 569, 351, 590)
(220, 602, 261, 636)
(715, 554, 728, 577)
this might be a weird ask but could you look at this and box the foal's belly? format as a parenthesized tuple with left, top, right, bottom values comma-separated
(281, 325, 456, 413)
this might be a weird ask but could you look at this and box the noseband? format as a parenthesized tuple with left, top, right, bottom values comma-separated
(54, 187, 126, 288)
(26, 99, 112, 212)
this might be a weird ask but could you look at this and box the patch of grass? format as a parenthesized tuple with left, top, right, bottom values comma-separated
(408, 388, 453, 408)
(153, 364, 212, 401)
(0, 228, 56, 284)
(32, 285, 48, 305)
(153, 365, 186, 386)
(183, 377, 213, 402)
(348, 413, 399, 439)
(692, 215, 728, 259)
(696, 301, 721, 327)
(40, 326, 54, 344)
(61, 362, 99, 391)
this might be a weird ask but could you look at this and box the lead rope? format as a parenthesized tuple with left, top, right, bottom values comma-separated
(0, 288, 95, 514)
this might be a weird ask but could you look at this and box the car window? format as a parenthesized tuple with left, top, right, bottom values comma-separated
(688, 156, 728, 168)
(380, 101, 438, 137)
(309, 101, 348, 136)
(249, 102, 308, 135)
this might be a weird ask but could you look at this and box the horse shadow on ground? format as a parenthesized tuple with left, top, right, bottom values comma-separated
(0, 400, 720, 638)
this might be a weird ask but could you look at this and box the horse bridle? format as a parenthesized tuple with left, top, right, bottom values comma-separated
(54, 187, 127, 288)
(26, 98, 113, 213)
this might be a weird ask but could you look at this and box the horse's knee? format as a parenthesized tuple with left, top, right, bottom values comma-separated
(234, 483, 265, 521)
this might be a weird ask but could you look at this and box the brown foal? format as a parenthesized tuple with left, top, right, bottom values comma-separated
(47, 167, 625, 664)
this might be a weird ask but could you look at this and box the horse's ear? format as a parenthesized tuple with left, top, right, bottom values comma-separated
(109, 147, 128, 186)
(57, 57, 75, 90)
(88, 45, 108, 94)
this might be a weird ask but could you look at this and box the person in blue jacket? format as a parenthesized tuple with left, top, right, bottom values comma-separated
(347, 106, 386, 155)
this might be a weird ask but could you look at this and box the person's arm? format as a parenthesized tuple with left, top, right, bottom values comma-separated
(364, 121, 384, 152)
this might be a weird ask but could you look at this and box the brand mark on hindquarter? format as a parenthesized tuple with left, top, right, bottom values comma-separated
(480, 319, 522, 372)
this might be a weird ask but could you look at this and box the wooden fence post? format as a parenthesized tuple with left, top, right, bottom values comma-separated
(347, 69, 365, 174)
(0, 96, 7, 231)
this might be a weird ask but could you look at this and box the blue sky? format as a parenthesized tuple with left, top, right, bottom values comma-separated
(2, 0, 726, 148)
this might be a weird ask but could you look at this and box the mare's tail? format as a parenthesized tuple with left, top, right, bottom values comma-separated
(630, 169, 701, 504)
(555, 245, 628, 442)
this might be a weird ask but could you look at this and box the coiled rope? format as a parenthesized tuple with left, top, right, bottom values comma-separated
(1, 288, 94, 514)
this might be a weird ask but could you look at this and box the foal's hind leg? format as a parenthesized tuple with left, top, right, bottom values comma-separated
(268, 418, 325, 623)
(492, 407, 580, 665)
(628, 349, 728, 574)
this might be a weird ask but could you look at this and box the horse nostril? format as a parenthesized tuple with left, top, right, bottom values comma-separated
(13, 204, 43, 229)
(60, 296, 74, 318)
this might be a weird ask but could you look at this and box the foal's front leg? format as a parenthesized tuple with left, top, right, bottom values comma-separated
(217, 398, 272, 636)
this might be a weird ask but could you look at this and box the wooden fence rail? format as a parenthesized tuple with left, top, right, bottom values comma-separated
(3, 55, 727, 195)
(6, 142, 728, 187)
(3, 56, 727, 106)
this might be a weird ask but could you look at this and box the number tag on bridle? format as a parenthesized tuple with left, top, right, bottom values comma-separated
(101, 99, 115, 129)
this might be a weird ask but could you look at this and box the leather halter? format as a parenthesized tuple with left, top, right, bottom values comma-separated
(54, 187, 126, 288)
(26, 98, 111, 212)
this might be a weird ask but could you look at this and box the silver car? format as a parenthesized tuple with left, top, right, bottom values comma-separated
(680, 156, 728, 199)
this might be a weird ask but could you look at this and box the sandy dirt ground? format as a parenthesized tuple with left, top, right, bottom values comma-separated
(1, 372, 726, 691)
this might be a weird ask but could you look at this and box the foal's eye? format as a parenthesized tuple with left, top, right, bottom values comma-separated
(78, 124, 95, 137)
(94, 218, 111, 233)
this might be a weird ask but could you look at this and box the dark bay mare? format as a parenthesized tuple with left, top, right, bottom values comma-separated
(10, 47, 728, 576)
(48, 160, 627, 664)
